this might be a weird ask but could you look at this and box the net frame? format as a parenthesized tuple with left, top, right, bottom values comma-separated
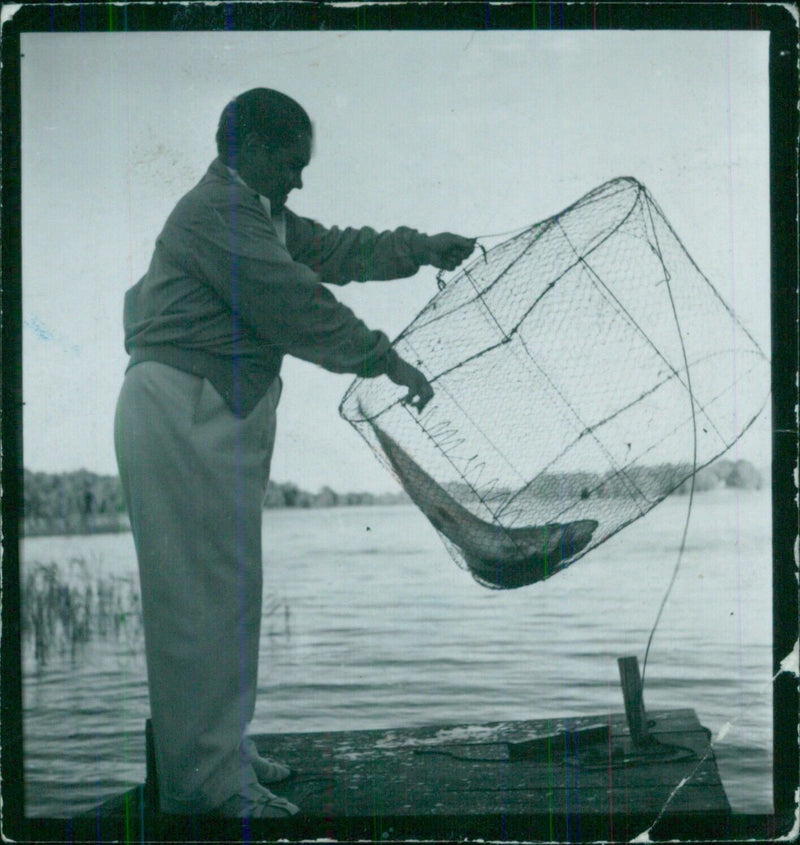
(340, 177, 770, 589)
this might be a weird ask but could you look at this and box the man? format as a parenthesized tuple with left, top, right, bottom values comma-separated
(114, 88, 474, 818)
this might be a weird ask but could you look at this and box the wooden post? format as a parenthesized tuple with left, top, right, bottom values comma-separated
(617, 656, 650, 746)
(145, 718, 160, 811)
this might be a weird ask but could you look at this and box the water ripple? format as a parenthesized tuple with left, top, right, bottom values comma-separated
(20, 495, 773, 816)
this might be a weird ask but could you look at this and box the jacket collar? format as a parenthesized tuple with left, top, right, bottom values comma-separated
(207, 157, 277, 217)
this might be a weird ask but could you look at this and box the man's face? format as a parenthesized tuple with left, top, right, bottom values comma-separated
(239, 131, 312, 213)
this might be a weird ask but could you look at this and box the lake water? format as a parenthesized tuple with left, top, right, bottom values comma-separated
(21, 488, 773, 818)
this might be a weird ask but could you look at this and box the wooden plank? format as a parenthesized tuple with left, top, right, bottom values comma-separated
(255, 709, 727, 818)
(92, 708, 730, 828)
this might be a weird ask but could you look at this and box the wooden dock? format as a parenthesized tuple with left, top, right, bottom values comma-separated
(84, 707, 732, 841)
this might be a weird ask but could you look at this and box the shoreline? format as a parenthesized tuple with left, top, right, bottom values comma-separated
(21, 499, 412, 539)
(20, 483, 770, 540)
(21, 457, 766, 540)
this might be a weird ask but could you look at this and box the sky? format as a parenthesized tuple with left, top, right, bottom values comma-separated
(20, 29, 771, 492)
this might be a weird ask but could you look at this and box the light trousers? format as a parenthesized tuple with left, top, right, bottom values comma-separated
(114, 361, 281, 813)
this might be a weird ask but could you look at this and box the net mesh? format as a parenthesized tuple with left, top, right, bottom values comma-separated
(339, 177, 769, 589)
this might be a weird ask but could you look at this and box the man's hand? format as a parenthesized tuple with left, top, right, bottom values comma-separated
(416, 233, 476, 272)
(386, 356, 434, 412)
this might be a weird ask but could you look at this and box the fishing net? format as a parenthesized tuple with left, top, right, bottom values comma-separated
(339, 177, 769, 589)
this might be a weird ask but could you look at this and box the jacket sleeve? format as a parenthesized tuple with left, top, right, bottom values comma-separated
(160, 187, 402, 377)
(285, 209, 428, 286)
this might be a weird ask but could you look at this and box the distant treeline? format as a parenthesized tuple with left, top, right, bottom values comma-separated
(517, 458, 764, 500)
(677, 458, 765, 494)
(20, 457, 762, 538)
(23, 469, 129, 537)
(20, 469, 409, 537)
(441, 458, 765, 505)
(261, 482, 408, 510)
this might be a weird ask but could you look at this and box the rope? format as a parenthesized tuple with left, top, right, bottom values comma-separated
(640, 192, 699, 692)
(339, 175, 770, 831)
(410, 739, 698, 770)
(477, 224, 535, 241)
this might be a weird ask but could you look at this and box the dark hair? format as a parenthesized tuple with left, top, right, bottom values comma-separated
(216, 88, 312, 165)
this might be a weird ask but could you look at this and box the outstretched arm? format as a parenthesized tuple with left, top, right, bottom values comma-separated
(285, 211, 475, 285)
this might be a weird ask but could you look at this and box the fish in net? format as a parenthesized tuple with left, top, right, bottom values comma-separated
(339, 177, 770, 589)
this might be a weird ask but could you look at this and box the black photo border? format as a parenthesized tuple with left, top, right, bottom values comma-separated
(2, 2, 797, 842)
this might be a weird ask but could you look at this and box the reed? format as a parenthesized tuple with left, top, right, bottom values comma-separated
(21, 557, 143, 666)
(22, 557, 292, 667)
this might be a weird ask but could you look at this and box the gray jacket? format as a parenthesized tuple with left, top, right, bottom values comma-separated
(124, 158, 428, 416)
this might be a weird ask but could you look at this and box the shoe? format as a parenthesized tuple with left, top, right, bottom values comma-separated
(215, 782, 299, 818)
(242, 736, 292, 784)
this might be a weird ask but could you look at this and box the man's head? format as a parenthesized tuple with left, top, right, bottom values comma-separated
(216, 88, 313, 212)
